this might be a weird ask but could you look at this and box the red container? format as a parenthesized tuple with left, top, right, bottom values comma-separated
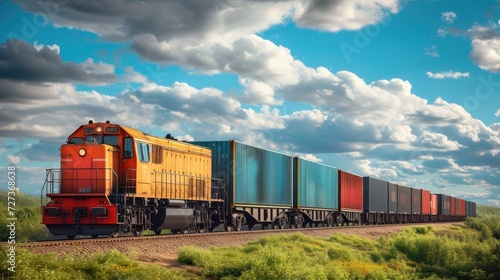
(450, 196, 456, 216)
(430, 194, 438, 215)
(421, 189, 431, 214)
(338, 170, 363, 212)
(458, 199, 466, 216)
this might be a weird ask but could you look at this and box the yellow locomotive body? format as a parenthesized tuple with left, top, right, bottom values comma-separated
(42, 121, 223, 238)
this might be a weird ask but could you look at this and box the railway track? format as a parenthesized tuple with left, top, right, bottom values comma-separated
(13, 222, 462, 249)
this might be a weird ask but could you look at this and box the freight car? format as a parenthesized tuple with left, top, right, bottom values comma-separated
(41, 121, 476, 239)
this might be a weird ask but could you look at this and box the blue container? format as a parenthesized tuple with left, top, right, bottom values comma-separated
(293, 157, 338, 210)
(363, 177, 388, 213)
(191, 140, 293, 207)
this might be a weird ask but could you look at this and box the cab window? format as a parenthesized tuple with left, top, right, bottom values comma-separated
(69, 137, 83, 144)
(137, 143, 150, 163)
(124, 137, 134, 159)
(103, 135, 118, 146)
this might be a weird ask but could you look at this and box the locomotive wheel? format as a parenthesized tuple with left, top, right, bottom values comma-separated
(196, 224, 205, 233)
(234, 219, 242, 231)
(171, 229, 180, 234)
(66, 235, 76, 240)
(154, 230, 162, 235)
(91, 235, 99, 238)
(131, 227, 142, 237)
(181, 228, 188, 234)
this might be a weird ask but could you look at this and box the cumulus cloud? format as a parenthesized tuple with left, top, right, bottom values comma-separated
(0, 39, 117, 85)
(468, 25, 500, 72)
(293, 0, 399, 32)
(496, 109, 500, 117)
(441, 12, 457, 24)
(426, 70, 470, 79)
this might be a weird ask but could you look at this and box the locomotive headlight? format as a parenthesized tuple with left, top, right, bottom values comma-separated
(96, 126, 103, 133)
(78, 148, 87, 157)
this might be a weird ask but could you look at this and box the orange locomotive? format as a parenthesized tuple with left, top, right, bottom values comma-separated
(41, 121, 225, 239)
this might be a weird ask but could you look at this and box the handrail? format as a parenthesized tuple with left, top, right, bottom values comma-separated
(41, 168, 118, 198)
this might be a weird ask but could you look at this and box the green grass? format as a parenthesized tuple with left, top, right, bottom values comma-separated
(177, 206, 500, 279)
(0, 248, 196, 280)
(0, 191, 50, 241)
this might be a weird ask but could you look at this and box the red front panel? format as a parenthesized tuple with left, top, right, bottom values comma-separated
(421, 189, 431, 214)
(450, 196, 456, 216)
(339, 170, 363, 212)
(430, 194, 438, 215)
(42, 196, 117, 225)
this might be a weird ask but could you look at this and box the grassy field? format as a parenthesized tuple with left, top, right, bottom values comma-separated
(1, 191, 499, 279)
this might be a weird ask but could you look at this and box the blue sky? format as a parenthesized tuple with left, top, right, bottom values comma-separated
(1, 0, 499, 206)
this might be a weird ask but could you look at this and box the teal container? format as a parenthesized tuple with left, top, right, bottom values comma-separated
(293, 158, 338, 210)
(191, 140, 293, 207)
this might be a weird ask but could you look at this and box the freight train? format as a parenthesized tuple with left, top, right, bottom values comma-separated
(41, 121, 477, 239)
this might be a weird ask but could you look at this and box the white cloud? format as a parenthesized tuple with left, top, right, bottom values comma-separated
(495, 109, 500, 117)
(441, 12, 457, 24)
(424, 46, 439, 57)
(6, 154, 20, 165)
(468, 25, 500, 72)
(426, 70, 470, 79)
(294, 0, 400, 32)
(123, 66, 147, 83)
(437, 27, 447, 37)
(33, 41, 60, 54)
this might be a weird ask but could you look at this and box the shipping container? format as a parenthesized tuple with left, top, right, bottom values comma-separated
(293, 157, 338, 210)
(471, 202, 477, 217)
(411, 188, 422, 214)
(466, 200, 470, 217)
(338, 170, 363, 212)
(450, 196, 456, 216)
(457, 198, 465, 216)
(191, 140, 293, 207)
(437, 194, 450, 215)
(397, 185, 411, 214)
(430, 194, 438, 215)
(421, 189, 431, 215)
(363, 177, 388, 213)
(388, 183, 398, 213)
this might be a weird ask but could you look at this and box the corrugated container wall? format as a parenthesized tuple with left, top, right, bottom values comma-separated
(388, 183, 398, 213)
(450, 197, 456, 216)
(397, 185, 411, 214)
(191, 140, 293, 207)
(471, 202, 477, 217)
(363, 177, 388, 213)
(459, 199, 466, 216)
(338, 170, 363, 212)
(293, 158, 338, 210)
(411, 188, 422, 214)
(466, 201, 470, 217)
(430, 194, 438, 215)
(421, 189, 431, 215)
(437, 194, 450, 215)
